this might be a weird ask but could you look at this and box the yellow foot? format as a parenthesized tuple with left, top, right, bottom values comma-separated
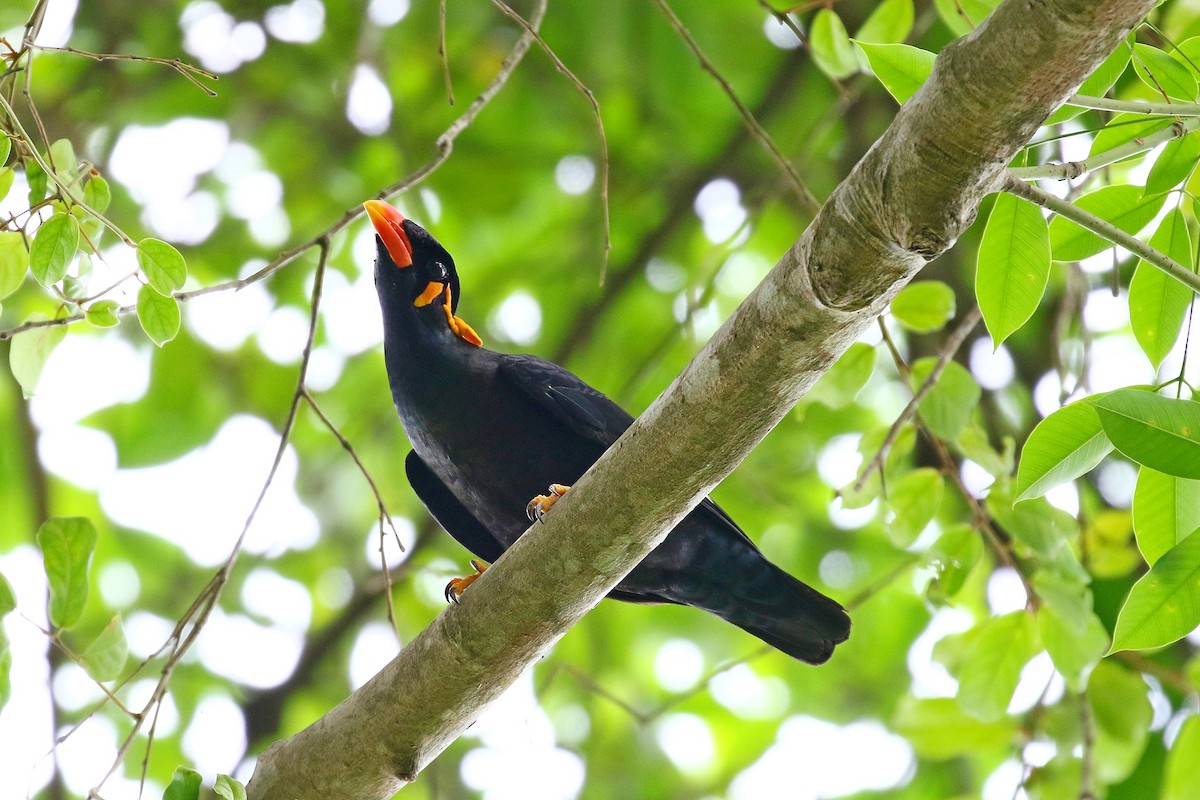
(444, 559, 488, 604)
(526, 483, 571, 523)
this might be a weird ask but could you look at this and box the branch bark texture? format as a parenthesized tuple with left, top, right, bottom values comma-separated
(246, 0, 1155, 796)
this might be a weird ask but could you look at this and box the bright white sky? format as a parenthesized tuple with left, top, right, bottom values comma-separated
(0, 1, 1186, 799)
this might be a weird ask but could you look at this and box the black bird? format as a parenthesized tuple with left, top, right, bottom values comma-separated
(366, 199, 850, 664)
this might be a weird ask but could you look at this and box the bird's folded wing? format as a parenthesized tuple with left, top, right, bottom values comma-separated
(497, 354, 634, 448)
(406, 450, 505, 562)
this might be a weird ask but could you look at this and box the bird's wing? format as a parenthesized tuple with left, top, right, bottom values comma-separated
(497, 354, 634, 448)
(406, 450, 505, 562)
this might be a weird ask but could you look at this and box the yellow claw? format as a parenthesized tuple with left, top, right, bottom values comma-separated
(444, 559, 488, 604)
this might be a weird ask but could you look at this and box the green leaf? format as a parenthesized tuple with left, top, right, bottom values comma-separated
(926, 524, 983, 602)
(0, 572, 14, 615)
(81, 615, 128, 682)
(931, 0, 998, 37)
(83, 174, 112, 214)
(163, 767, 203, 800)
(1088, 661, 1152, 784)
(1090, 114, 1175, 158)
(1145, 133, 1200, 197)
(1110, 531, 1200, 653)
(137, 238, 188, 295)
(810, 10, 858, 80)
(1132, 43, 1199, 102)
(0, 628, 10, 708)
(1049, 185, 1165, 262)
(85, 299, 122, 328)
(976, 193, 1051, 347)
(990, 492, 1077, 560)
(37, 517, 97, 629)
(1033, 570, 1091, 633)
(48, 138, 77, 180)
(9, 315, 68, 398)
(887, 467, 944, 547)
(29, 212, 79, 287)
(1081, 46, 1132, 97)
(1133, 467, 1200, 565)
(893, 696, 1015, 759)
(214, 775, 247, 800)
(1039, 608, 1108, 692)
(1165, 715, 1200, 800)
(0, 167, 13, 204)
(809, 341, 875, 407)
(0, 230, 28, 300)
(955, 426, 1014, 478)
(137, 283, 181, 347)
(1129, 209, 1193, 369)
(26, 158, 47, 205)
(0, 133, 9, 166)
(1094, 389, 1200, 479)
(855, 43, 935, 104)
(1014, 399, 1113, 502)
(957, 611, 1037, 721)
(891, 280, 956, 333)
(912, 359, 981, 441)
(855, 0, 912, 44)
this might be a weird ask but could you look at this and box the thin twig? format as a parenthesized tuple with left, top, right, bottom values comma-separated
(28, 44, 217, 96)
(1010, 117, 1197, 181)
(1006, 173, 1200, 294)
(854, 306, 983, 492)
(0, 0, 550, 342)
(1068, 93, 1200, 117)
(652, 0, 821, 216)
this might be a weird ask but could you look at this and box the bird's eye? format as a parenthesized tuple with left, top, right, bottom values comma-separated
(433, 261, 449, 281)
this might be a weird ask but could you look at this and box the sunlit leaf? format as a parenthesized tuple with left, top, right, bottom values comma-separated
(29, 212, 79, 287)
(1128, 209, 1193, 369)
(1145, 133, 1200, 197)
(137, 283, 181, 347)
(0, 629, 10, 708)
(1049, 186, 1164, 262)
(1132, 43, 1199, 102)
(931, 0, 998, 37)
(0, 230, 27, 300)
(138, 238, 188, 295)
(811, 10, 858, 80)
(887, 467, 944, 547)
(85, 299, 122, 328)
(855, 43, 935, 104)
(1094, 389, 1200, 479)
(1164, 715, 1200, 800)
(214, 775, 247, 800)
(0, 572, 14, 615)
(976, 192, 1051, 346)
(855, 0, 913, 45)
(1039, 608, 1107, 692)
(83, 174, 112, 214)
(926, 524, 982, 602)
(893, 696, 1015, 759)
(1110, 531, 1200, 653)
(9, 315, 68, 398)
(912, 359, 981, 441)
(1133, 467, 1200, 566)
(163, 767, 203, 800)
(957, 611, 1037, 721)
(990, 492, 1077, 561)
(37, 517, 97, 630)
(1014, 398, 1113, 502)
(891, 281, 955, 333)
(1089, 661, 1152, 784)
(48, 138, 77, 180)
(81, 615, 128, 682)
(809, 341, 875, 407)
(0, 133, 9, 167)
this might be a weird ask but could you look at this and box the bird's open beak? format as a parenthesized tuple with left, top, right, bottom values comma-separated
(363, 199, 413, 268)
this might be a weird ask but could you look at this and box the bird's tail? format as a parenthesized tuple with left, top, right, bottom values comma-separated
(712, 561, 851, 665)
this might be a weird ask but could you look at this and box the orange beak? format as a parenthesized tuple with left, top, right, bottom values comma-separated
(363, 199, 413, 268)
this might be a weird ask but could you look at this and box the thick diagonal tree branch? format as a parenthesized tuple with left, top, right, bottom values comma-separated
(246, 0, 1155, 796)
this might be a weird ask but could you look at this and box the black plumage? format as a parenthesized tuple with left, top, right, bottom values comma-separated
(367, 199, 850, 664)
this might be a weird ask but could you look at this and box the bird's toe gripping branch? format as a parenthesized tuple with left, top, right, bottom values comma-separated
(444, 559, 489, 604)
(526, 483, 571, 523)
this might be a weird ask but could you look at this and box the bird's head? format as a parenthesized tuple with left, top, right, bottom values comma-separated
(365, 199, 482, 347)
